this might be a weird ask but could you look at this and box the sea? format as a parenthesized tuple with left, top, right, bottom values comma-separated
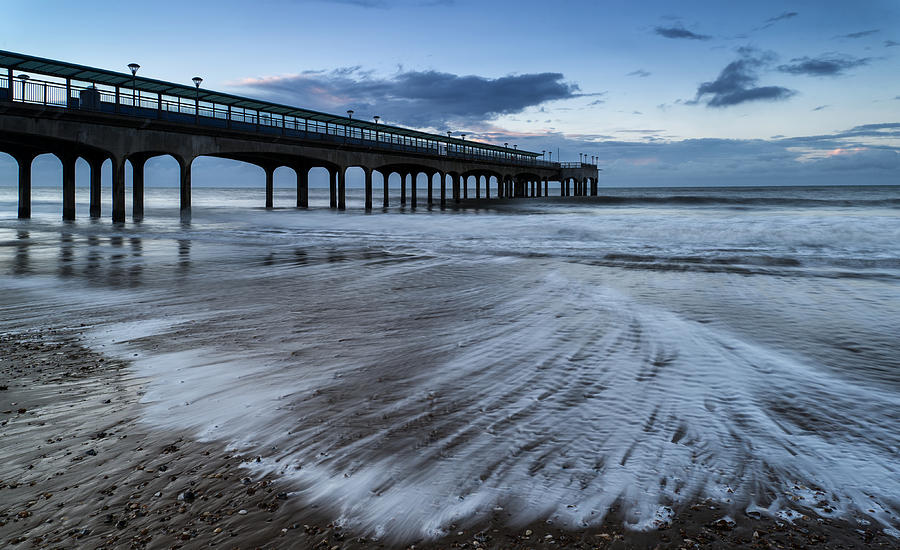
(1, 184, 898, 541)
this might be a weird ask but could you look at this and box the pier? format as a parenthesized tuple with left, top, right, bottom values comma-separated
(0, 51, 599, 222)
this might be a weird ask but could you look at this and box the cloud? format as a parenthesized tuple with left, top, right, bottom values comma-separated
(757, 11, 798, 30)
(777, 54, 870, 76)
(317, 0, 453, 7)
(693, 48, 794, 107)
(765, 11, 798, 24)
(587, 99, 606, 107)
(835, 29, 879, 39)
(654, 26, 710, 40)
(234, 68, 584, 127)
(475, 120, 899, 187)
(812, 105, 829, 111)
(886, 40, 900, 47)
(627, 69, 651, 77)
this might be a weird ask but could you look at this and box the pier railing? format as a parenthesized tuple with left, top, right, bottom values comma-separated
(0, 72, 557, 169)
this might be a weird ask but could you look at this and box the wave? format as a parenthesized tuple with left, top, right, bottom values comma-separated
(587, 195, 900, 208)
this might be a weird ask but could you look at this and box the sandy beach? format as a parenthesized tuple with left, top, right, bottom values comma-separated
(1, 327, 895, 549)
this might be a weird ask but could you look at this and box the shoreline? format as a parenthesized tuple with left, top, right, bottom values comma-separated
(0, 329, 895, 549)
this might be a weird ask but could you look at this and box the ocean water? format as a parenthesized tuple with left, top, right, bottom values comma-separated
(1, 184, 898, 540)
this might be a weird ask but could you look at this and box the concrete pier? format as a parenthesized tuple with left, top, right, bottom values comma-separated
(1, 50, 600, 221)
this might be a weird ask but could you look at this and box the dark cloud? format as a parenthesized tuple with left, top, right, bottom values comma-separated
(236, 68, 584, 127)
(835, 29, 879, 39)
(777, 55, 870, 76)
(627, 69, 651, 77)
(693, 48, 794, 107)
(886, 40, 900, 47)
(654, 26, 710, 40)
(812, 105, 829, 111)
(587, 99, 606, 107)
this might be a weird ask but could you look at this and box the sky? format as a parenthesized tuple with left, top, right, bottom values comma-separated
(2, 0, 899, 187)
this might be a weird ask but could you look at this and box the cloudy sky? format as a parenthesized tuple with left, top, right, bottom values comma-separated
(2, 0, 899, 186)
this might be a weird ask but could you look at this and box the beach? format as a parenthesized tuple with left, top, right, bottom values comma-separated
(2, 330, 895, 549)
(1, 186, 899, 548)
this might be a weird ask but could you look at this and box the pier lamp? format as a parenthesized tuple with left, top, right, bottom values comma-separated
(504, 142, 509, 160)
(447, 130, 452, 138)
(542, 150, 546, 161)
(549, 151, 553, 162)
(16, 74, 29, 102)
(128, 63, 140, 108)
(373, 115, 380, 142)
(192, 76, 202, 121)
(346, 110, 353, 141)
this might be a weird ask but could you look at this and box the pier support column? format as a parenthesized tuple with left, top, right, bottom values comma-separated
(544, 178, 548, 197)
(485, 176, 490, 199)
(475, 176, 481, 199)
(296, 166, 308, 208)
(179, 157, 192, 221)
(15, 151, 35, 219)
(410, 173, 417, 208)
(112, 158, 126, 223)
(427, 172, 433, 206)
(329, 169, 337, 209)
(591, 178, 598, 196)
(364, 168, 373, 211)
(400, 173, 407, 206)
(88, 157, 103, 218)
(383, 172, 390, 208)
(457, 175, 464, 204)
(337, 168, 346, 210)
(131, 155, 147, 221)
(264, 165, 275, 209)
(463, 176, 468, 200)
(439, 172, 446, 208)
(60, 152, 76, 221)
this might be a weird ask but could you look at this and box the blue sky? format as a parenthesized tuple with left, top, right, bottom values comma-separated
(2, 0, 899, 186)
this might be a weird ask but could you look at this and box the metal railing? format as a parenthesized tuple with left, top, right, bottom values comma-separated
(1, 73, 558, 169)
(559, 162, 597, 169)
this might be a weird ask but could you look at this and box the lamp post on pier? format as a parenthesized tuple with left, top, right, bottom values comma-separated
(128, 63, 140, 108)
(346, 109, 353, 142)
(192, 76, 203, 123)
(16, 74, 28, 102)
(373, 115, 380, 143)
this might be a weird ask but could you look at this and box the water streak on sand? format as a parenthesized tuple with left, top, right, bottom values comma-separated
(1, 185, 898, 541)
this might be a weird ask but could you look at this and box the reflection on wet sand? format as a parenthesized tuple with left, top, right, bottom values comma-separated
(178, 239, 191, 275)
(14, 229, 29, 275)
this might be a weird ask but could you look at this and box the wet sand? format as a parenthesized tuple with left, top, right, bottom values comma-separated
(0, 328, 895, 549)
